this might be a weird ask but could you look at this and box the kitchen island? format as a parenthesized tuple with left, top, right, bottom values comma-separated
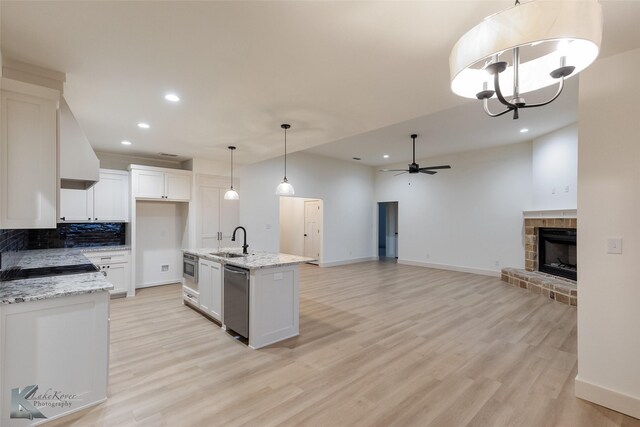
(183, 248, 314, 349)
(0, 249, 112, 426)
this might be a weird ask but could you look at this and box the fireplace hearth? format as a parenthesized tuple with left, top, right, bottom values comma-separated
(538, 228, 577, 281)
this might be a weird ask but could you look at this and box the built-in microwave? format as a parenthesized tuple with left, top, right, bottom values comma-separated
(183, 253, 198, 283)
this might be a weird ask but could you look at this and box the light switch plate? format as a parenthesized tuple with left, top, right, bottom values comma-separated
(607, 238, 623, 254)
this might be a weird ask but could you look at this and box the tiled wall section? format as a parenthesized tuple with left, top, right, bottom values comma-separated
(0, 229, 28, 271)
(524, 218, 577, 271)
(26, 223, 126, 249)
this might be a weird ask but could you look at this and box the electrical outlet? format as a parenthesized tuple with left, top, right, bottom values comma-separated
(161, 265, 169, 272)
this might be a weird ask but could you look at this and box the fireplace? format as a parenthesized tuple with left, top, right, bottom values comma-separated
(538, 228, 576, 281)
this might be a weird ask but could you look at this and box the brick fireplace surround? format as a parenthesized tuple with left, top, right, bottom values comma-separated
(501, 215, 577, 306)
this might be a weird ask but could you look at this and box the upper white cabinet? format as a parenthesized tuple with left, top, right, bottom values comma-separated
(60, 169, 129, 222)
(0, 78, 59, 229)
(196, 175, 240, 249)
(130, 165, 191, 202)
(93, 170, 129, 221)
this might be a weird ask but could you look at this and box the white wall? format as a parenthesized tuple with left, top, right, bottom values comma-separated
(375, 142, 532, 275)
(135, 201, 188, 287)
(532, 123, 578, 210)
(239, 152, 375, 266)
(575, 48, 640, 418)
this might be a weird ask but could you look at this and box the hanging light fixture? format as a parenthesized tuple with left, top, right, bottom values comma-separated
(275, 124, 295, 196)
(449, 0, 602, 119)
(223, 146, 239, 200)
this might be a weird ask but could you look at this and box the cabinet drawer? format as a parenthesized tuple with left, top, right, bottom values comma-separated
(183, 287, 199, 305)
(85, 250, 130, 265)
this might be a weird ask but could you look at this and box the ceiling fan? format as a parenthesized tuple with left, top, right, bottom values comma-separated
(380, 134, 451, 176)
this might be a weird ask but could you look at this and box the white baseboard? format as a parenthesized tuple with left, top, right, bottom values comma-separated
(136, 279, 181, 289)
(575, 375, 640, 419)
(397, 259, 500, 277)
(320, 256, 379, 268)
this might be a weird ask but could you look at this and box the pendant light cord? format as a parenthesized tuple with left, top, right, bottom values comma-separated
(230, 148, 234, 189)
(284, 126, 287, 181)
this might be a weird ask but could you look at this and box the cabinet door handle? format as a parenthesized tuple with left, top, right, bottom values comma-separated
(94, 217, 98, 221)
(60, 216, 66, 221)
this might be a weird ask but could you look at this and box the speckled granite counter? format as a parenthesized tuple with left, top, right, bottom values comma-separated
(0, 272, 113, 304)
(79, 245, 131, 253)
(0, 248, 114, 304)
(183, 247, 315, 270)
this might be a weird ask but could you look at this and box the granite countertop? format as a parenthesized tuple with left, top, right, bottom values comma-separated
(79, 245, 131, 253)
(0, 248, 114, 304)
(183, 247, 316, 270)
(4, 248, 94, 270)
(0, 272, 113, 304)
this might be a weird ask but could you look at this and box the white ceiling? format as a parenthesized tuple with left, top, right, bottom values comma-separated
(2, 1, 639, 166)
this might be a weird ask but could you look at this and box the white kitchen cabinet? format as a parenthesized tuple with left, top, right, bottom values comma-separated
(85, 249, 131, 296)
(0, 78, 59, 229)
(93, 170, 129, 221)
(196, 175, 240, 249)
(198, 259, 222, 321)
(59, 169, 129, 223)
(130, 165, 191, 201)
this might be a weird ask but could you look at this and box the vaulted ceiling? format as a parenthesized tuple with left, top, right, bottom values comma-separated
(2, 1, 639, 166)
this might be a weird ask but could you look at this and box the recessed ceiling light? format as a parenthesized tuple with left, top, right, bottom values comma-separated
(121, 140, 132, 146)
(137, 122, 150, 129)
(383, 154, 389, 158)
(164, 93, 180, 102)
(520, 128, 529, 133)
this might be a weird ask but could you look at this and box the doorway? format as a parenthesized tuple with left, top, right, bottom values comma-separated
(378, 202, 398, 259)
(279, 197, 323, 264)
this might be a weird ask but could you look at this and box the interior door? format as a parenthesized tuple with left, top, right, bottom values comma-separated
(304, 200, 321, 259)
(220, 192, 240, 248)
(199, 186, 221, 248)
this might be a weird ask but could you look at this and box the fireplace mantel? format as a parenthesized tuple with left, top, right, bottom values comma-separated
(523, 209, 577, 219)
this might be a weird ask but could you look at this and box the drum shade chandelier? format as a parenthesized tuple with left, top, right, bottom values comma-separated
(275, 124, 295, 196)
(449, 0, 602, 119)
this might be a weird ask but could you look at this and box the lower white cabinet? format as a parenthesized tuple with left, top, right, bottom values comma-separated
(198, 259, 222, 321)
(84, 250, 131, 296)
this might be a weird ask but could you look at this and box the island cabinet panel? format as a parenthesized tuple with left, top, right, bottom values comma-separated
(249, 265, 299, 349)
(198, 259, 222, 321)
(0, 292, 109, 425)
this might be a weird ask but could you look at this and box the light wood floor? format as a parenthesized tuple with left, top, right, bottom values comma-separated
(54, 261, 640, 427)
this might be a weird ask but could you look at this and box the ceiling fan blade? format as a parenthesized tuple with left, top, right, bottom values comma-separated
(394, 171, 408, 176)
(418, 165, 451, 171)
(419, 170, 437, 175)
(380, 169, 409, 172)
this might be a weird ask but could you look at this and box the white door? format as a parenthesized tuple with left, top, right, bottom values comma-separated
(94, 171, 129, 221)
(220, 192, 240, 248)
(1, 82, 58, 229)
(165, 172, 191, 201)
(199, 186, 221, 248)
(59, 188, 93, 222)
(133, 170, 164, 199)
(304, 200, 321, 259)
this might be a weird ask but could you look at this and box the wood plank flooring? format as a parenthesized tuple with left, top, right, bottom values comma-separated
(52, 261, 640, 427)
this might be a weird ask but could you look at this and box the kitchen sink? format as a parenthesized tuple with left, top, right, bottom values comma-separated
(209, 252, 246, 258)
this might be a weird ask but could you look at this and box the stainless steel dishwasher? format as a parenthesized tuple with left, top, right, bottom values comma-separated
(223, 264, 250, 339)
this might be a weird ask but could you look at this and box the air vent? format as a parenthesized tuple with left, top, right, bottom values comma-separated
(158, 152, 178, 157)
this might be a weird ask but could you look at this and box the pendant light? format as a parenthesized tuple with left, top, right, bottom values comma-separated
(223, 146, 239, 200)
(275, 124, 295, 196)
(449, 0, 602, 119)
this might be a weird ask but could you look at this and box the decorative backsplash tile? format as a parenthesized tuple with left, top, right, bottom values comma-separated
(26, 223, 126, 249)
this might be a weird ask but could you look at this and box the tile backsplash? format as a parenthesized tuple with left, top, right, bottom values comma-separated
(0, 223, 126, 274)
(26, 223, 126, 249)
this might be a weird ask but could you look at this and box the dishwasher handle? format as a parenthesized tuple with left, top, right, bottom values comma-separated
(224, 265, 250, 275)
